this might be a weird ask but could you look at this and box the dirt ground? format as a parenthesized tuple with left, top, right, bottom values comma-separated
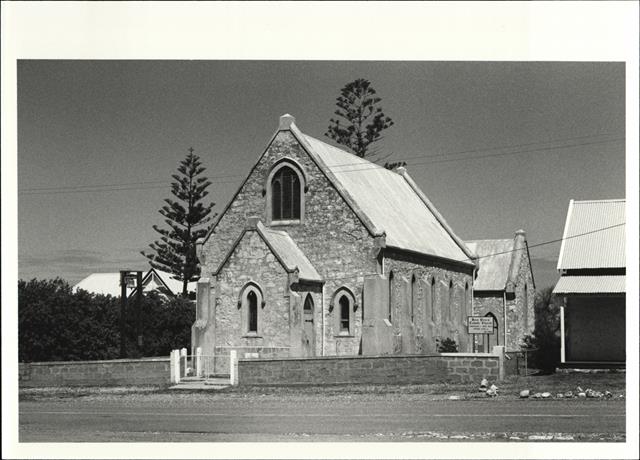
(19, 369, 626, 402)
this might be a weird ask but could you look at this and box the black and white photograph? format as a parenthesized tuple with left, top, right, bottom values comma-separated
(2, 2, 638, 459)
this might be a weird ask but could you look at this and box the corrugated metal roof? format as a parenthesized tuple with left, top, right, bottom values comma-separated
(150, 269, 198, 295)
(301, 133, 471, 263)
(557, 199, 625, 270)
(553, 275, 625, 294)
(258, 222, 322, 282)
(73, 269, 197, 297)
(73, 273, 126, 297)
(465, 239, 514, 290)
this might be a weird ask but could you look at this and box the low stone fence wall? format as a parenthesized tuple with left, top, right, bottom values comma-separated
(237, 348, 505, 386)
(19, 357, 171, 388)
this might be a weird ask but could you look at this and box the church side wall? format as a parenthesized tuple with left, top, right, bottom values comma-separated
(384, 251, 475, 353)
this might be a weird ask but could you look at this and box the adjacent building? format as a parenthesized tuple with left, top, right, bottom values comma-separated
(193, 114, 479, 362)
(553, 199, 625, 365)
(73, 267, 196, 298)
(466, 230, 535, 352)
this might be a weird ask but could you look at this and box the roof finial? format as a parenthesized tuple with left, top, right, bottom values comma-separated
(279, 114, 296, 130)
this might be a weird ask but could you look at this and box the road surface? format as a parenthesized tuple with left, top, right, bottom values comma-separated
(19, 396, 625, 442)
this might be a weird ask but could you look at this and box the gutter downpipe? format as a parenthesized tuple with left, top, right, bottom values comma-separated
(321, 283, 325, 356)
(471, 265, 477, 353)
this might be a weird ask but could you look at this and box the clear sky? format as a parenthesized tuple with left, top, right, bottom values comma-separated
(17, 60, 625, 289)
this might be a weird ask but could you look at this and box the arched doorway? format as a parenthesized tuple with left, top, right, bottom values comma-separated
(484, 312, 499, 352)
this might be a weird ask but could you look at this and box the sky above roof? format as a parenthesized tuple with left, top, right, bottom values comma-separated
(16, 60, 625, 289)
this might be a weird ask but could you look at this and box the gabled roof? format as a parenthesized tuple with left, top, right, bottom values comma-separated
(466, 230, 533, 292)
(73, 267, 197, 297)
(213, 219, 322, 282)
(465, 239, 515, 291)
(204, 114, 476, 267)
(557, 199, 625, 270)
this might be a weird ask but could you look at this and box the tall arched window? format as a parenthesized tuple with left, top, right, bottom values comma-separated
(430, 277, 436, 322)
(339, 295, 350, 332)
(332, 287, 356, 336)
(523, 284, 529, 331)
(388, 271, 394, 323)
(271, 166, 301, 221)
(464, 282, 469, 318)
(448, 280, 454, 321)
(239, 282, 263, 336)
(247, 291, 258, 333)
(411, 274, 417, 324)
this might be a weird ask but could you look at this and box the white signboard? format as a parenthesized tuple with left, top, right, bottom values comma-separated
(467, 316, 494, 334)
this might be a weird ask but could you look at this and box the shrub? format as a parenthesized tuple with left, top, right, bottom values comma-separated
(436, 337, 458, 352)
(522, 287, 562, 373)
(18, 278, 194, 362)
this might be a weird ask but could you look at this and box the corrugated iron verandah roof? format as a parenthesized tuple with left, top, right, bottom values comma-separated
(553, 275, 625, 294)
(557, 199, 625, 270)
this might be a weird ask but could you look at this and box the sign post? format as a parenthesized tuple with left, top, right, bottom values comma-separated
(468, 316, 494, 353)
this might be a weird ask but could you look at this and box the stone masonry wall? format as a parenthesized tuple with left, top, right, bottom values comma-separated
(198, 130, 377, 357)
(19, 357, 170, 388)
(237, 353, 500, 386)
(203, 231, 291, 360)
(384, 250, 475, 354)
(471, 293, 504, 352)
(505, 248, 535, 350)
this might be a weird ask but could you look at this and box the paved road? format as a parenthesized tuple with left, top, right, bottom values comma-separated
(19, 398, 625, 442)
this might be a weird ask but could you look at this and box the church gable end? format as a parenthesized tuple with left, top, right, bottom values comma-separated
(200, 121, 375, 282)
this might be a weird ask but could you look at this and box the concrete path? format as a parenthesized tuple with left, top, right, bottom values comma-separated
(168, 377, 230, 390)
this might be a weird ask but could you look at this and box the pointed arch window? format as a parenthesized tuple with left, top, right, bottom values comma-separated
(266, 161, 306, 224)
(430, 277, 436, 322)
(523, 284, 529, 331)
(448, 280, 454, 321)
(411, 274, 417, 324)
(388, 271, 394, 323)
(238, 282, 264, 336)
(331, 287, 357, 336)
(247, 291, 258, 333)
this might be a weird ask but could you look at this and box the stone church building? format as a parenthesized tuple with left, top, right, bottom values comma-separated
(192, 114, 479, 362)
(465, 231, 535, 352)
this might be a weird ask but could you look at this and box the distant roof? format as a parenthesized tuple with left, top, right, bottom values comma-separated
(73, 268, 197, 297)
(465, 239, 515, 291)
(557, 199, 625, 270)
(553, 275, 625, 294)
(73, 273, 124, 297)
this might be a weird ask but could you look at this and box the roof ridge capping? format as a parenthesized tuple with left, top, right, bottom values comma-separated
(279, 113, 296, 130)
(396, 168, 478, 265)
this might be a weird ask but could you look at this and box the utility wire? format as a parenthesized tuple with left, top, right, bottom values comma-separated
(290, 222, 626, 283)
(19, 135, 623, 195)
